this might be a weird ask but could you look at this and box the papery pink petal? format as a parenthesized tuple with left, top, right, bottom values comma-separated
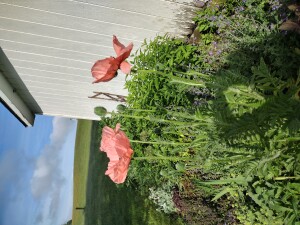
(91, 57, 119, 83)
(113, 35, 125, 57)
(105, 157, 131, 184)
(114, 123, 121, 132)
(115, 43, 133, 65)
(120, 61, 131, 74)
(101, 125, 132, 161)
(100, 126, 119, 161)
(100, 123, 133, 184)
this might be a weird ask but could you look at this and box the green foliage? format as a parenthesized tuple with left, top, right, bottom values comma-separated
(188, 60, 300, 224)
(126, 35, 202, 109)
(194, 0, 300, 76)
(98, 1, 300, 224)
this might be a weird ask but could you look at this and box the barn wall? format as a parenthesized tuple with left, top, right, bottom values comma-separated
(0, 0, 196, 120)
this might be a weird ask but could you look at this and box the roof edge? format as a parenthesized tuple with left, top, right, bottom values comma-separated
(0, 49, 35, 127)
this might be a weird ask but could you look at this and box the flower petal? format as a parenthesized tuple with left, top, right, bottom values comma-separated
(114, 123, 121, 132)
(120, 61, 131, 74)
(100, 126, 119, 161)
(91, 57, 119, 83)
(105, 157, 131, 183)
(113, 35, 126, 57)
(100, 124, 133, 184)
(115, 43, 133, 64)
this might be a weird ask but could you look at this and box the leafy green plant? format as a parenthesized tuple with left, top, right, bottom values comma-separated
(126, 35, 202, 109)
(97, 1, 300, 224)
(174, 59, 300, 224)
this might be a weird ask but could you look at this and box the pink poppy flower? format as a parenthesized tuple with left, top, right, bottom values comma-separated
(100, 123, 134, 184)
(91, 36, 133, 83)
(91, 57, 119, 83)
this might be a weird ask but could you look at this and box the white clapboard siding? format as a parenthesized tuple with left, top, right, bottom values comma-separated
(0, 0, 196, 121)
(0, 39, 107, 62)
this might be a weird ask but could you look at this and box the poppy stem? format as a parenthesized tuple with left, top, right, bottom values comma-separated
(273, 176, 300, 181)
(133, 156, 191, 161)
(129, 139, 190, 146)
(118, 114, 197, 125)
(124, 108, 156, 113)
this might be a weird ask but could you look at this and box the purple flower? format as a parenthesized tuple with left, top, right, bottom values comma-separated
(209, 16, 217, 21)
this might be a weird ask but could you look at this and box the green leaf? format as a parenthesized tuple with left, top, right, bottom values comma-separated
(198, 176, 251, 185)
(212, 187, 233, 201)
(175, 163, 185, 172)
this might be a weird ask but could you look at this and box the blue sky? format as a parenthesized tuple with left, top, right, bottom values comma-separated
(0, 103, 77, 225)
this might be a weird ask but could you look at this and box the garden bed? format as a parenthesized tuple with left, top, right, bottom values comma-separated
(95, 0, 300, 224)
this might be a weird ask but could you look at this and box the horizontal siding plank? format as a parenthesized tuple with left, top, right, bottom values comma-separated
(0, 38, 107, 63)
(10, 67, 129, 87)
(3, 49, 91, 69)
(0, 28, 132, 57)
(29, 92, 126, 108)
(14, 74, 128, 94)
(77, 0, 194, 20)
(39, 101, 120, 119)
(37, 101, 96, 111)
(0, 3, 165, 41)
(42, 98, 121, 110)
(19, 82, 128, 98)
(161, 0, 195, 5)
(19, 73, 91, 86)
(1, 0, 194, 24)
(0, 18, 142, 51)
(33, 96, 96, 107)
(8, 58, 91, 76)
(39, 101, 120, 112)
(10, 62, 94, 79)
(11, 65, 89, 78)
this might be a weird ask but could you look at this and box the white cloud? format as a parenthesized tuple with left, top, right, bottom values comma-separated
(30, 117, 76, 224)
(0, 148, 32, 196)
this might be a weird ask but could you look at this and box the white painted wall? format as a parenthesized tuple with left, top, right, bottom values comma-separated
(0, 0, 196, 120)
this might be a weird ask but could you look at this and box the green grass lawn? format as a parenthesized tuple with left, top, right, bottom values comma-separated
(72, 119, 92, 225)
(73, 119, 184, 225)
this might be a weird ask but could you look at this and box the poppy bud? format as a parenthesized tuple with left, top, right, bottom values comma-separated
(117, 104, 127, 113)
(94, 106, 108, 117)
